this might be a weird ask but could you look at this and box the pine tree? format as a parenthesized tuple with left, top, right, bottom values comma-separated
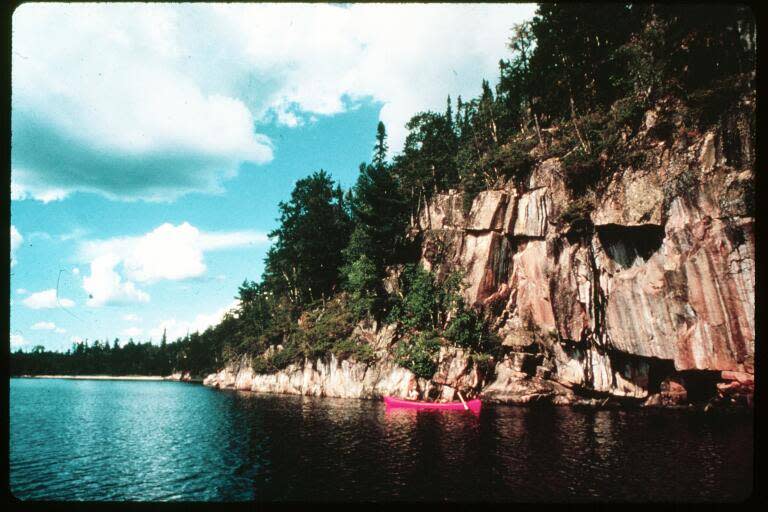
(262, 170, 352, 305)
(373, 121, 388, 168)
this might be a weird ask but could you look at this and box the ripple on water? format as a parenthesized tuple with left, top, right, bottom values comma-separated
(10, 379, 754, 502)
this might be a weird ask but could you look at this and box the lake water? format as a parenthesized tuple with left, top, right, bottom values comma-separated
(9, 378, 753, 502)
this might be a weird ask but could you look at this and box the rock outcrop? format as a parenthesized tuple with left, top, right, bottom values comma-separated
(412, 100, 754, 407)
(204, 348, 493, 401)
(205, 100, 753, 409)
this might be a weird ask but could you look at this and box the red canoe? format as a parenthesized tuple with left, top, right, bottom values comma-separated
(384, 396, 482, 414)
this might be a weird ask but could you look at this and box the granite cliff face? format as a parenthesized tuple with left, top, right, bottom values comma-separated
(206, 99, 754, 408)
(415, 97, 754, 407)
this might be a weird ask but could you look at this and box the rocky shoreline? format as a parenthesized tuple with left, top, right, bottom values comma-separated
(204, 99, 754, 411)
(202, 346, 752, 410)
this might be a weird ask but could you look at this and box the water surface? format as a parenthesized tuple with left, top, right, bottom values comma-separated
(10, 378, 753, 501)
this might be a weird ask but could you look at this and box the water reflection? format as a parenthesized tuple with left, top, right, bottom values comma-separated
(11, 380, 753, 502)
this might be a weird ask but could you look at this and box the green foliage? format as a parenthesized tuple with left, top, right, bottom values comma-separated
(562, 150, 602, 195)
(15, 8, 755, 381)
(684, 76, 747, 130)
(262, 170, 352, 306)
(609, 96, 647, 132)
(341, 128, 410, 319)
(373, 121, 388, 168)
(558, 197, 595, 237)
(342, 254, 380, 319)
(527, 3, 641, 117)
(331, 337, 377, 365)
(459, 163, 486, 215)
(346, 160, 409, 269)
(486, 138, 536, 186)
(387, 266, 467, 334)
(268, 344, 300, 371)
(388, 264, 440, 330)
(394, 109, 459, 202)
(444, 300, 486, 351)
(294, 297, 357, 361)
(394, 331, 441, 379)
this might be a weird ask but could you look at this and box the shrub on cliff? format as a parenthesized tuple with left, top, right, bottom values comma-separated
(562, 150, 602, 196)
(394, 331, 441, 380)
(331, 337, 377, 365)
(388, 264, 440, 330)
(342, 254, 381, 320)
(444, 299, 488, 352)
(295, 297, 357, 361)
(388, 266, 465, 332)
(558, 197, 595, 236)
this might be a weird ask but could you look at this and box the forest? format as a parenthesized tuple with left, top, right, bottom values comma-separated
(11, 4, 755, 378)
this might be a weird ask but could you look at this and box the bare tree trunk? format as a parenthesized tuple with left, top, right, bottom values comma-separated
(421, 186, 430, 229)
(489, 118, 498, 145)
(532, 108, 544, 146)
(570, 96, 590, 153)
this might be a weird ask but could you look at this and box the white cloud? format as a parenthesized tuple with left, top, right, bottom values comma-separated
(121, 326, 143, 337)
(11, 225, 23, 266)
(70, 336, 84, 344)
(22, 289, 75, 309)
(17, 288, 28, 295)
(79, 222, 268, 285)
(72, 267, 80, 276)
(12, 3, 273, 203)
(12, 3, 536, 201)
(28, 322, 66, 334)
(122, 313, 141, 322)
(209, 3, 538, 151)
(11, 333, 28, 349)
(31, 321, 56, 330)
(82, 254, 150, 307)
(149, 300, 239, 342)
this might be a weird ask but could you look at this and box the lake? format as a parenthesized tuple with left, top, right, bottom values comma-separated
(9, 378, 753, 502)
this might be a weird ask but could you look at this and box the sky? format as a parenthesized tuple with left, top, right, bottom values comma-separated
(10, 2, 537, 352)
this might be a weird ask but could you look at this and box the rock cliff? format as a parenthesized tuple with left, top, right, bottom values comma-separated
(205, 99, 753, 409)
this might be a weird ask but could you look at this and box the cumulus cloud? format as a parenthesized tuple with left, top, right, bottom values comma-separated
(31, 321, 56, 330)
(11, 225, 22, 266)
(29, 322, 66, 334)
(122, 313, 141, 322)
(22, 289, 75, 309)
(219, 2, 537, 150)
(82, 254, 151, 307)
(149, 300, 239, 342)
(79, 222, 267, 284)
(12, 3, 535, 201)
(12, 3, 273, 203)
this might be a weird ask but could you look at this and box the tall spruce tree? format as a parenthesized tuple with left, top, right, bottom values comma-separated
(262, 170, 351, 306)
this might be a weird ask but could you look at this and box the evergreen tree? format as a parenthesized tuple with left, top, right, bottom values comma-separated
(372, 121, 388, 168)
(262, 170, 352, 306)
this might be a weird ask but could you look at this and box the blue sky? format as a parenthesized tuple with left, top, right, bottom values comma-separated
(10, 3, 537, 351)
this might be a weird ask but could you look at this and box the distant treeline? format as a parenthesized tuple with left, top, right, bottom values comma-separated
(10, 331, 223, 376)
(11, 4, 755, 379)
